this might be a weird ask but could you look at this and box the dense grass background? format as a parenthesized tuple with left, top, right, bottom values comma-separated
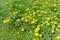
(0, 0, 60, 40)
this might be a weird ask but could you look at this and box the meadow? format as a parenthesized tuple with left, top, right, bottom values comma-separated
(0, 0, 60, 40)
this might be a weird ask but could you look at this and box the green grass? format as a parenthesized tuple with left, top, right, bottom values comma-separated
(0, 0, 60, 40)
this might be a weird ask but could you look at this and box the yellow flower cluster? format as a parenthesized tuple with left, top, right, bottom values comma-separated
(34, 25, 42, 37)
(31, 19, 38, 24)
(34, 25, 40, 33)
(3, 19, 9, 23)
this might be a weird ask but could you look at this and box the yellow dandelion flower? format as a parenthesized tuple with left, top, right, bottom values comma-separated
(3, 19, 9, 23)
(35, 27, 40, 32)
(25, 19, 28, 22)
(33, 12, 36, 15)
(53, 22, 57, 24)
(51, 29, 55, 33)
(54, 8, 56, 11)
(41, 24, 44, 26)
(21, 28, 24, 32)
(34, 30, 38, 33)
(42, 22, 45, 24)
(18, 10, 20, 12)
(45, 21, 48, 23)
(43, 5, 45, 7)
(57, 36, 60, 40)
(38, 14, 41, 16)
(59, 11, 60, 12)
(37, 25, 40, 27)
(32, 6, 36, 8)
(55, 17, 57, 19)
(39, 34, 42, 37)
(25, 16, 28, 18)
(50, 11, 52, 14)
(54, 3, 57, 6)
(47, 18, 50, 20)
(17, 32, 19, 34)
(21, 17, 24, 20)
(19, 4, 23, 6)
(58, 4, 60, 6)
(55, 28, 59, 31)
(16, 19, 20, 22)
(29, 14, 33, 16)
(36, 10, 40, 12)
(35, 19, 38, 22)
(15, 11, 18, 13)
(35, 32, 39, 37)
(46, 23, 50, 25)
(34, 27, 40, 32)
(58, 25, 60, 28)
(25, 8, 30, 11)
(13, 12, 16, 15)
(31, 21, 35, 24)
(53, 16, 56, 18)
(43, 11, 47, 14)
(41, 11, 47, 14)
(31, 19, 38, 24)
(27, 15, 30, 18)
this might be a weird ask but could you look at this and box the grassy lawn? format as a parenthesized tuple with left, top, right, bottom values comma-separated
(0, 0, 60, 40)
